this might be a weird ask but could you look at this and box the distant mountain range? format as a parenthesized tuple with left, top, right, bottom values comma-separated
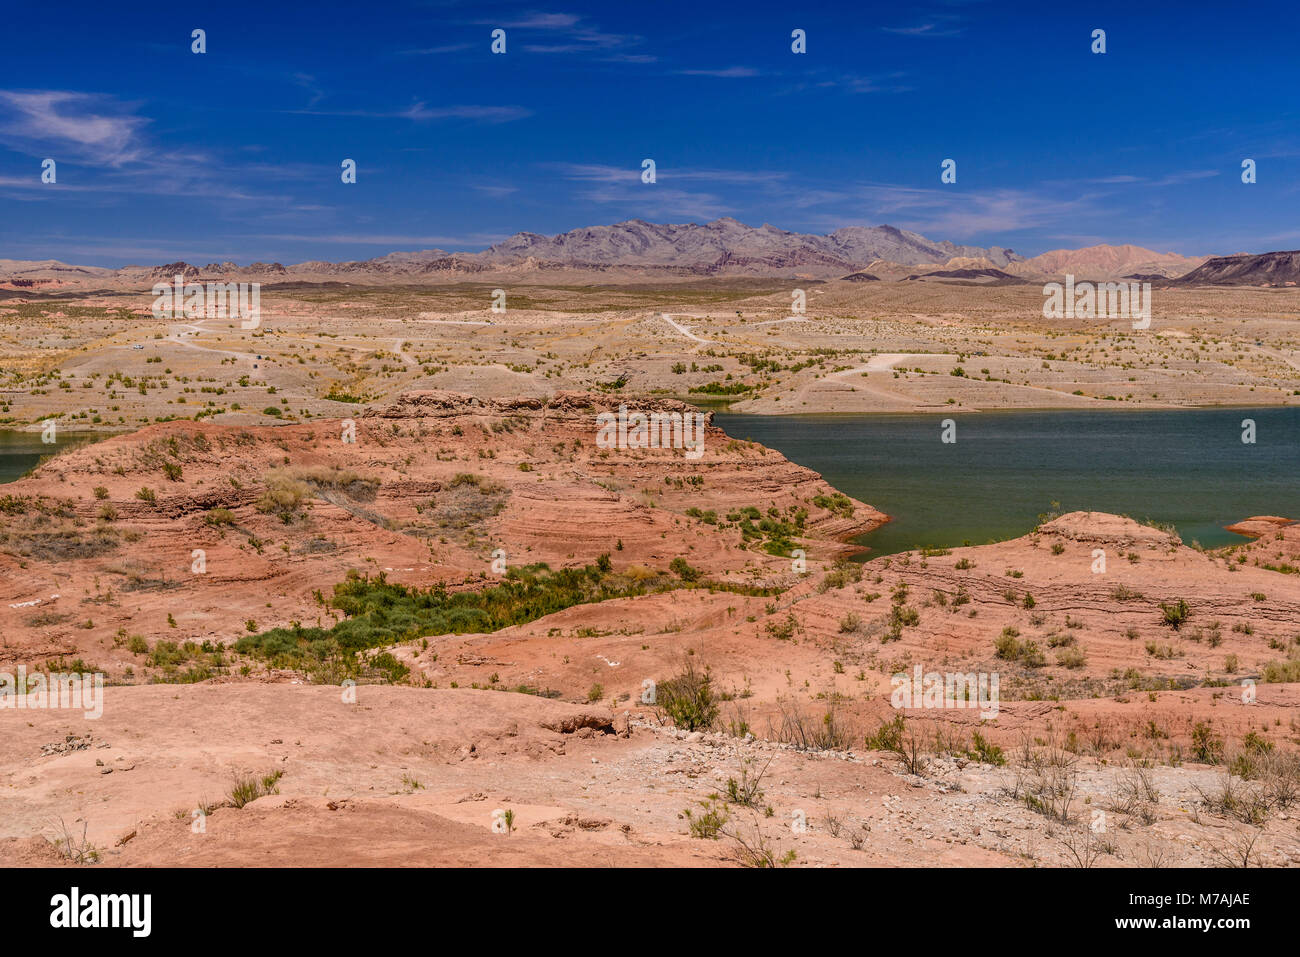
(1171, 250, 1300, 286)
(3, 219, 1294, 289)
(287, 218, 1025, 280)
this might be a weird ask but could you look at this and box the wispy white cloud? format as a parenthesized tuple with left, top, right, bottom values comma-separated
(675, 170, 785, 185)
(577, 186, 731, 219)
(776, 70, 912, 97)
(287, 102, 531, 123)
(881, 19, 963, 38)
(545, 162, 828, 220)
(497, 12, 581, 30)
(676, 66, 758, 78)
(544, 165, 726, 217)
(550, 163, 787, 186)
(549, 163, 636, 183)
(851, 183, 1097, 238)
(1152, 169, 1219, 186)
(0, 174, 97, 191)
(0, 90, 147, 166)
(784, 188, 849, 209)
(543, 162, 859, 222)
(252, 232, 510, 247)
(835, 72, 913, 94)
(523, 38, 629, 53)
(475, 10, 642, 55)
(399, 42, 475, 55)
(0, 90, 319, 209)
(403, 103, 531, 122)
(1073, 170, 1219, 188)
(290, 73, 325, 109)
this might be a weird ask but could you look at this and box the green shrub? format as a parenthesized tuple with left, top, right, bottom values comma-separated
(656, 659, 718, 731)
(1160, 598, 1191, 630)
(1261, 658, 1300, 683)
(1191, 721, 1224, 764)
(205, 508, 236, 526)
(994, 629, 1045, 667)
(684, 797, 729, 838)
(669, 557, 701, 582)
(969, 730, 1007, 766)
(766, 613, 797, 640)
(994, 630, 1020, 659)
(366, 651, 409, 684)
(1056, 646, 1087, 669)
(229, 769, 283, 809)
(889, 605, 920, 628)
(819, 561, 862, 592)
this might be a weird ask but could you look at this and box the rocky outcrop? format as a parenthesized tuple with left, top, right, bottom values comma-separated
(1038, 511, 1181, 547)
(1173, 250, 1300, 286)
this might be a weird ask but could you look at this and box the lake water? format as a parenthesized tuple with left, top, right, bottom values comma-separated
(714, 407, 1300, 557)
(0, 430, 102, 485)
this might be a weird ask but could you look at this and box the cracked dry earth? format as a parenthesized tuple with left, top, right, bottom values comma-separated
(1, 392, 1299, 866)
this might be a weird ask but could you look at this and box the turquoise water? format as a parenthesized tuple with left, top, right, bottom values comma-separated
(714, 408, 1300, 557)
(0, 430, 101, 484)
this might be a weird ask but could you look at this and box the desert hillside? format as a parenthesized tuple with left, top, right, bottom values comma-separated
(1, 397, 1297, 867)
(1007, 244, 1206, 280)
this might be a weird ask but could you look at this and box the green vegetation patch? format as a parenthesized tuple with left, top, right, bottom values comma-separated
(236, 563, 779, 677)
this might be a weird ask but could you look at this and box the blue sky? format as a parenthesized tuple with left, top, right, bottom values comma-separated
(2, 0, 1298, 266)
